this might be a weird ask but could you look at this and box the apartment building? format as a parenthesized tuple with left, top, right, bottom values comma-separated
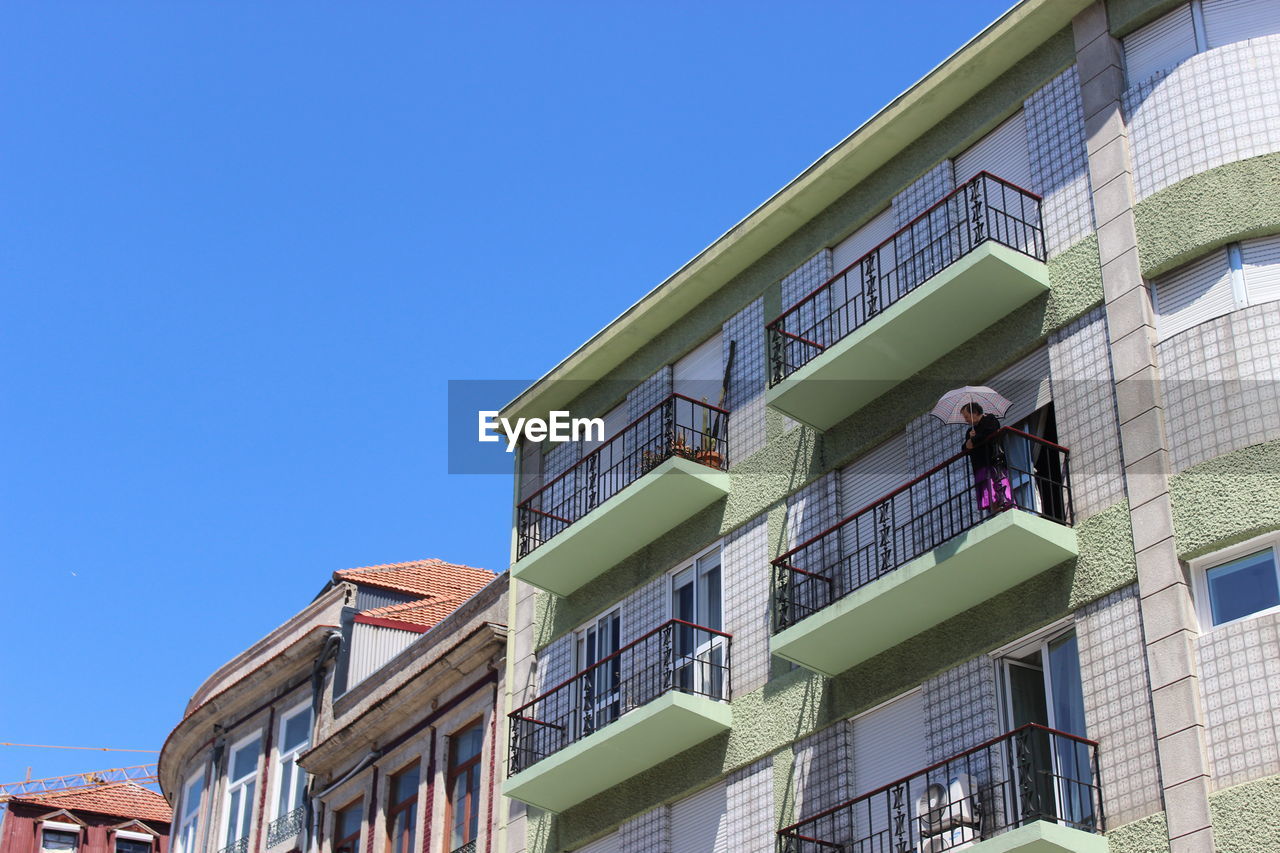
(158, 560, 504, 853)
(499, 2, 1280, 852)
(1, 782, 171, 853)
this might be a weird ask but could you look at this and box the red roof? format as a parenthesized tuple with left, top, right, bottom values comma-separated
(335, 559, 493, 600)
(11, 782, 171, 823)
(354, 597, 467, 632)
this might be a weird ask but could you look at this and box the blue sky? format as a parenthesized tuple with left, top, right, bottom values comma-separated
(0, 1, 1012, 788)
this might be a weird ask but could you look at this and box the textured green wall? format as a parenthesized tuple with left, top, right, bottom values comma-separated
(1169, 439, 1280, 560)
(1135, 152, 1280, 279)
(1105, 812, 1170, 853)
(1209, 774, 1280, 853)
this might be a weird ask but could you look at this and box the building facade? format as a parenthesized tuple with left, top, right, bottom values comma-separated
(499, 2, 1280, 852)
(1, 782, 171, 853)
(158, 559, 506, 853)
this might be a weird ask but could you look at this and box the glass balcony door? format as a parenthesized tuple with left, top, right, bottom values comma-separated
(670, 548, 724, 698)
(575, 610, 621, 737)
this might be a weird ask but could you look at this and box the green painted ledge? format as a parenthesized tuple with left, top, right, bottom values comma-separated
(970, 822, 1109, 852)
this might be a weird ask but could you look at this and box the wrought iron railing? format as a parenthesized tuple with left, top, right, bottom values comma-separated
(266, 806, 305, 847)
(450, 842, 478, 853)
(508, 619, 731, 775)
(767, 172, 1045, 385)
(216, 838, 249, 853)
(774, 428, 1071, 631)
(516, 393, 730, 559)
(778, 724, 1102, 852)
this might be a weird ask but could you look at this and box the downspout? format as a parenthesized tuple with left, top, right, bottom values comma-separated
(301, 629, 343, 853)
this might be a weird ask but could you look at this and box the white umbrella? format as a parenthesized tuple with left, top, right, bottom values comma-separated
(930, 386, 1012, 425)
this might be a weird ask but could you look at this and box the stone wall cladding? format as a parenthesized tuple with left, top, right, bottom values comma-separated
(723, 514, 771, 694)
(1049, 307, 1128, 520)
(1026, 64, 1095, 257)
(726, 758, 774, 853)
(723, 297, 767, 464)
(779, 250, 834, 312)
(1076, 585, 1163, 825)
(620, 805, 670, 853)
(1126, 35, 1280, 201)
(1196, 610, 1280, 790)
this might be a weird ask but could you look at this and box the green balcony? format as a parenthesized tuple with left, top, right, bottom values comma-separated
(964, 822, 1108, 852)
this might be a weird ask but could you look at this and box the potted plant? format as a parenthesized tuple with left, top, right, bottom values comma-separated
(693, 403, 723, 469)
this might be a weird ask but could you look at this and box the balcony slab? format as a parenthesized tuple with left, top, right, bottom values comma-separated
(503, 691, 732, 813)
(513, 456, 730, 596)
(964, 822, 1108, 852)
(767, 241, 1049, 430)
(772, 510, 1078, 676)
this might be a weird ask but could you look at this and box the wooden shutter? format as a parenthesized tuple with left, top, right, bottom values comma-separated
(954, 111, 1033, 190)
(833, 207, 898, 273)
(1123, 4, 1197, 85)
(670, 782, 728, 853)
(1202, 0, 1280, 48)
(1153, 250, 1234, 339)
(674, 333, 724, 403)
(1242, 234, 1280, 305)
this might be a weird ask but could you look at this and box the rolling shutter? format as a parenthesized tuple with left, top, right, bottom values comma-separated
(1153, 250, 1234, 339)
(839, 433, 909, 519)
(1242, 234, 1280, 305)
(1202, 0, 1280, 48)
(1122, 4, 1197, 85)
(851, 690, 928, 795)
(575, 831, 621, 853)
(671, 782, 729, 853)
(833, 207, 898, 273)
(986, 347, 1053, 426)
(674, 333, 724, 403)
(953, 111, 1033, 190)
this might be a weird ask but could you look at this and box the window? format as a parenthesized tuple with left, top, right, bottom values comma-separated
(575, 609, 622, 734)
(175, 771, 205, 853)
(446, 722, 485, 853)
(222, 734, 261, 849)
(1123, 0, 1280, 85)
(334, 800, 363, 853)
(41, 829, 79, 852)
(386, 762, 419, 853)
(114, 838, 152, 853)
(1193, 535, 1280, 627)
(274, 704, 312, 821)
(670, 546, 724, 698)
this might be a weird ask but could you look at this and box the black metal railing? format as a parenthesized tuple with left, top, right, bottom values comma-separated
(778, 724, 1103, 853)
(516, 393, 730, 559)
(216, 838, 249, 853)
(767, 172, 1045, 385)
(450, 842, 478, 853)
(508, 619, 732, 775)
(266, 807, 305, 847)
(774, 428, 1071, 632)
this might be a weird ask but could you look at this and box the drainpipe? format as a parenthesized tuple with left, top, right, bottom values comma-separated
(301, 629, 343, 853)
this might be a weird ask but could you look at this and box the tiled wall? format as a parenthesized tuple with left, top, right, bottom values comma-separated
(1075, 585, 1163, 824)
(785, 473, 839, 550)
(620, 804, 670, 853)
(792, 722, 852, 820)
(1197, 610, 1280, 791)
(627, 365, 673, 421)
(922, 657, 1001, 766)
(1025, 65, 1095, 257)
(893, 159, 956, 226)
(1158, 302, 1280, 473)
(619, 572, 668, 647)
(1126, 34, 1280, 201)
(726, 758, 775, 853)
(723, 514, 772, 694)
(779, 249, 834, 311)
(723, 297, 768, 463)
(1049, 307, 1127, 519)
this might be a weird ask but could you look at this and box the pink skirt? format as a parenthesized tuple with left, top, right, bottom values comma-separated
(975, 466, 1013, 510)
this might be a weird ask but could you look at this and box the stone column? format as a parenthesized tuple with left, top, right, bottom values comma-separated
(1071, 4, 1214, 851)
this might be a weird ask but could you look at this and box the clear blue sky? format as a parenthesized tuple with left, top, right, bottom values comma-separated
(0, 1, 1012, 788)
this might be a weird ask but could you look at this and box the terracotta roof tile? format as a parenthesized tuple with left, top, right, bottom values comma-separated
(12, 782, 171, 823)
(335, 559, 493, 600)
(356, 597, 467, 631)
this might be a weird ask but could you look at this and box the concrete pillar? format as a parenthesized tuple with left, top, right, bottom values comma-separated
(1071, 5, 1214, 851)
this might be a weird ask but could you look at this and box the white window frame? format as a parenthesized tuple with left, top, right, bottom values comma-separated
(573, 607, 623, 732)
(221, 731, 262, 849)
(112, 830, 154, 853)
(174, 768, 205, 853)
(270, 700, 313, 822)
(1190, 531, 1280, 629)
(667, 543, 726, 699)
(40, 824, 81, 853)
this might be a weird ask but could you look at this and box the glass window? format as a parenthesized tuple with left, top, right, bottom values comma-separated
(224, 736, 261, 847)
(275, 706, 312, 819)
(448, 722, 485, 852)
(386, 763, 419, 853)
(175, 772, 204, 853)
(335, 801, 363, 853)
(42, 830, 79, 852)
(670, 547, 725, 698)
(115, 840, 152, 853)
(1205, 549, 1280, 626)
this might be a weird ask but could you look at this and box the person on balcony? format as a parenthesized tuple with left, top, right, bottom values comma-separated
(961, 402, 1014, 513)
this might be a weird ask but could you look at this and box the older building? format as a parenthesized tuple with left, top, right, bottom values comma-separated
(499, 1, 1280, 852)
(159, 559, 503, 853)
(1, 781, 171, 853)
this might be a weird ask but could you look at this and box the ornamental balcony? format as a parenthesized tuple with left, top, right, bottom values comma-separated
(504, 619, 732, 813)
(266, 807, 304, 848)
(778, 724, 1106, 853)
(766, 173, 1048, 431)
(772, 429, 1077, 676)
(513, 393, 731, 596)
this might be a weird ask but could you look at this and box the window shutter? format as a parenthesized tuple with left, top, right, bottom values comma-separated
(1153, 250, 1234, 339)
(1242, 234, 1280, 305)
(575, 831, 621, 853)
(1123, 4, 1198, 85)
(839, 433, 909, 519)
(670, 782, 729, 853)
(954, 111, 1032, 191)
(851, 690, 927, 796)
(1202, 0, 1280, 47)
(833, 207, 898, 273)
(674, 333, 724, 403)
(986, 347, 1052, 426)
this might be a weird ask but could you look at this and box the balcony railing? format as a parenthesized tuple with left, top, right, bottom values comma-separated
(774, 428, 1071, 632)
(216, 838, 249, 853)
(778, 724, 1102, 853)
(767, 172, 1045, 385)
(450, 842, 478, 853)
(266, 806, 305, 847)
(516, 393, 730, 559)
(508, 619, 731, 775)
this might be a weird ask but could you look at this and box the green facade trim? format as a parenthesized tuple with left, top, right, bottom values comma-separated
(1104, 812, 1169, 853)
(1209, 773, 1280, 853)
(1169, 438, 1280, 560)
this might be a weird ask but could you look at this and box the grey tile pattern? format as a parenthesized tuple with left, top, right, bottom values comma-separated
(620, 572, 668, 647)
(922, 657, 1001, 765)
(1049, 307, 1127, 519)
(723, 297, 767, 463)
(544, 435, 581, 481)
(786, 473, 839, 549)
(780, 250, 834, 311)
(793, 722, 852, 819)
(536, 632, 575, 697)
(723, 514, 771, 693)
(1076, 585, 1163, 824)
(621, 804, 670, 853)
(1196, 610, 1280, 790)
(627, 366, 673, 422)
(1026, 65, 1095, 256)
(726, 758, 774, 853)
(894, 160, 956, 226)
(1125, 35, 1280, 201)
(1158, 302, 1280, 473)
